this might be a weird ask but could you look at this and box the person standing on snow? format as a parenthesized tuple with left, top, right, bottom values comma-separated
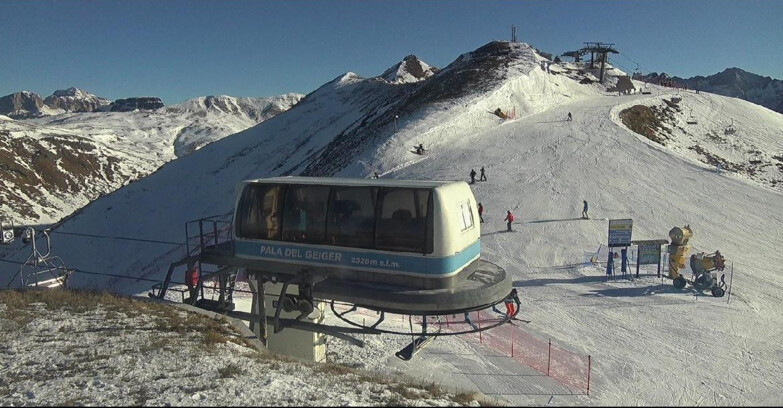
(504, 210, 515, 232)
(478, 203, 485, 223)
(567, 112, 572, 121)
(479, 166, 487, 181)
(582, 200, 589, 219)
(470, 169, 477, 184)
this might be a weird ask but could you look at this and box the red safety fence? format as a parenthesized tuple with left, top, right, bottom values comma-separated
(433, 311, 592, 395)
(329, 305, 592, 395)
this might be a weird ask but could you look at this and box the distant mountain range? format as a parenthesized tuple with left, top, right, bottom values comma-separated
(0, 87, 168, 118)
(634, 68, 783, 113)
(0, 93, 303, 224)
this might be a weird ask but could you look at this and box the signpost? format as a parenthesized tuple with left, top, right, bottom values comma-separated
(607, 219, 633, 278)
(632, 239, 668, 277)
(608, 219, 633, 247)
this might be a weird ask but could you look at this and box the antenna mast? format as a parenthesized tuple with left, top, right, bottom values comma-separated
(511, 25, 517, 43)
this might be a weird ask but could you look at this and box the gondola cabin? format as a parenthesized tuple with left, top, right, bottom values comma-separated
(232, 177, 481, 291)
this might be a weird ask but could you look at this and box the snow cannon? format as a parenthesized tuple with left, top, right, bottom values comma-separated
(666, 225, 693, 279)
(668, 225, 692, 246)
(673, 250, 727, 297)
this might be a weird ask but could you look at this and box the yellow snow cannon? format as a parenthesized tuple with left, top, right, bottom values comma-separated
(667, 225, 693, 279)
(673, 251, 728, 297)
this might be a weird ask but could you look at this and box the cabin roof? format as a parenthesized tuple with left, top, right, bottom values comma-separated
(243, 176, 459, 189)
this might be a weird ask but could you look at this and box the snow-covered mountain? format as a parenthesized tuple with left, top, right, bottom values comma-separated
(0, 93, 303, 224)
(43, 87, 112, 113)
(379, 54, 439, 84)
(635, 67, 783, 113)
(0, 88, 113, 118)
(0, 91, 61, 118)
(2, 41, 782, 405)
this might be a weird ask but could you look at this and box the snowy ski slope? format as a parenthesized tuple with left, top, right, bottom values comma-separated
(1, 43, 781, 405)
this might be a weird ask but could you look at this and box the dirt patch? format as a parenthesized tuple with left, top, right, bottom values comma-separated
(619, 105, 669, 145)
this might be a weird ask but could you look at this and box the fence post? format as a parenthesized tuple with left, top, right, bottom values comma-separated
(547, 339, 551, 376)
(478, 311, 482, 343)
(510, 323, 514, 357)
(587, 355, 592, 395)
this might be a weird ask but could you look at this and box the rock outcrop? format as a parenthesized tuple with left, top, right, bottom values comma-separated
(109, 97, 165, 112)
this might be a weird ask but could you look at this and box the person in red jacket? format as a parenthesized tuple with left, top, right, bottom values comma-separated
(504, 210, 514, 232)
(478, 202, 485, 223)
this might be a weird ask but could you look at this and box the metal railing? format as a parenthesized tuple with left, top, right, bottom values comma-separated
(185, 214, 234, 257)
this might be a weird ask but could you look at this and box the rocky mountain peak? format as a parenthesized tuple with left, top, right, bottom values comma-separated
(0, 91, 45, 119)
(380, 55, 438, 84)
(44, 87, 111, 113)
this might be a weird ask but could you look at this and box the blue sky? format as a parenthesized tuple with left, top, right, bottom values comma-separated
(2, 0, 781, 105)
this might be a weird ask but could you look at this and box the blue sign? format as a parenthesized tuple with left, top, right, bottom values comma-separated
(608, 219, 633, 247)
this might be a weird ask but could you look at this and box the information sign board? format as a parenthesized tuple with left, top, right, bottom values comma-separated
(608, 219, 633, 247)
(638, 243, 661, 264)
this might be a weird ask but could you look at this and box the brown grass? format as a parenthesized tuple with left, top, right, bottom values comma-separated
(619, 105, 669, 145)
(217, 363, 244, 379)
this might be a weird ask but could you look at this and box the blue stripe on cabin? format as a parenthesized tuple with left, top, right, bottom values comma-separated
(233, 239, 480, 276)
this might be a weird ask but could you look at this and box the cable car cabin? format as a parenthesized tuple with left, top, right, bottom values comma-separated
(195, 177, 510, 315)
(231, 177, 482, 291)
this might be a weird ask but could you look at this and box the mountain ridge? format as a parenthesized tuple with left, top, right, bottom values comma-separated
(634, 67, 783, 113)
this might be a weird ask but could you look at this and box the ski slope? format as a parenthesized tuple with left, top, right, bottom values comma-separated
(2, 43, 781, 405)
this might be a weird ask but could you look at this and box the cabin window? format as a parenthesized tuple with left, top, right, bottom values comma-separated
(281, 185, 330, 243)
(327, 187, 378, 248)
(458, 201, 474, 232)
(376, 188, 430, 253)
(237, 184, 282, 239)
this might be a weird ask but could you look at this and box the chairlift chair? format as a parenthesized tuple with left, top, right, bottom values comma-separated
(1, 219, 14, 244)
(724, 118, 736, 135)
(686, 108, 698, 125)
(5, 227, 71, 289)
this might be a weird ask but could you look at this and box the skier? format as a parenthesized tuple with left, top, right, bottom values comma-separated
(478, 202, 485, 223)
(504, 210, 514, 232)
(567, 112, 572, 121)
(504, 288, 518, 317)
(372, 172, 379, 179)
(582, 200, 589, 219)
(479, 166, 487, 181)
(470, 169, 477, 184)
(186, 263, 199, 302)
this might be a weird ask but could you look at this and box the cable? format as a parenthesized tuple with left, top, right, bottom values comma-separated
(50, 231, 184, 246)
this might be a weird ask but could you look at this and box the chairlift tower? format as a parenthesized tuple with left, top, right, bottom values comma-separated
(582, 42, 619, 84)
